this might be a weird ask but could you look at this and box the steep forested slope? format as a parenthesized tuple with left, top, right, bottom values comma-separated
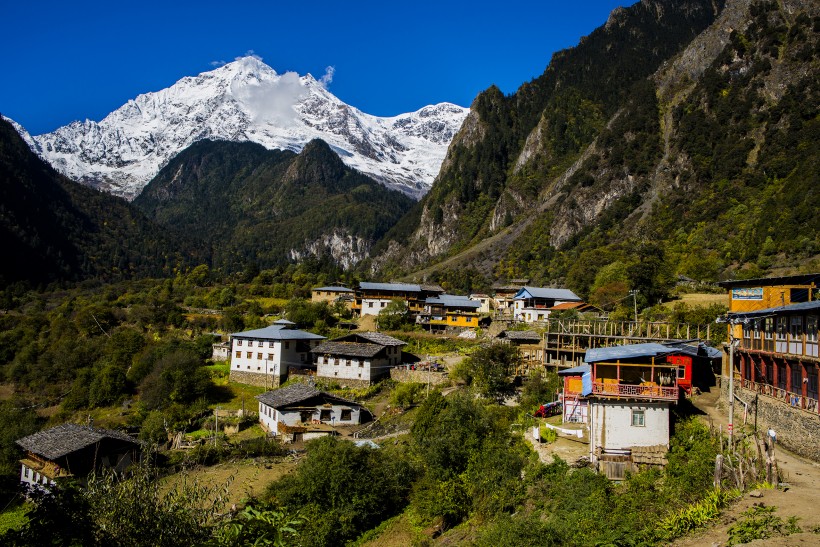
(373, 0, 819, 306)
(0, 118, 194, 286)
(135, 139, 415, 272)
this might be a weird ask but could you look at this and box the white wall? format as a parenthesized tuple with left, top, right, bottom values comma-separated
(20, 463, 55, 490)
(258, 401, 361, 435)
(589, 400, 670, 461)
(317, 355, 378, 382)
(232, 338, 321, 378)
(232, 338, 283, 377)
(360, 298, 392, 316)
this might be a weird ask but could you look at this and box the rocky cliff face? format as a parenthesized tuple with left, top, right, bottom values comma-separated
(20, 57, 468, 200)
(374, 0, 819, 287)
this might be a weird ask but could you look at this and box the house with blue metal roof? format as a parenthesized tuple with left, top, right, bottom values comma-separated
(578, 342, 688, 478)
(512, 286, 582, 323)
(228, 323, 326, 388)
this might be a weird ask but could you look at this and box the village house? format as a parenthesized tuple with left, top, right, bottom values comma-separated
(256, 383, 364, 443)
(16, 424, 141, 490)
(211, 340, 230, 361)
(469, 293, 492, 314)
(310, 285, 354, 305)
(582, 343, 684, 479)
(313, 332, 406, 386)
(354, 282, 444, 317)
(491, 284, 524, 317)
(416, 294, 483, 331)
(229, 320, 325, 388)
(718, 273, 820, 460)
(558, 364, 591, 423)
(512, 286, 582, 323)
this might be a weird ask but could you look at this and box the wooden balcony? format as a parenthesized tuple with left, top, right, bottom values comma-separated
(591, 381, 679, 401)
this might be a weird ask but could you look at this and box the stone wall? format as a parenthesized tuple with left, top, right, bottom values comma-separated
(390, 369, 448, 385)
(229, 370, 283, 388)
(721, 381, 820, 462)
(318, 377, 372, 389)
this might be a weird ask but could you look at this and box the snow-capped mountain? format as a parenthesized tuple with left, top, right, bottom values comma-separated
(21, 57, 468, 200)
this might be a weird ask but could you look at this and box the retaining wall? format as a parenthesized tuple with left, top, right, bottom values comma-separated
(390, 369, 448, 385)
(722, 381, 820, 462)
(229, 370, 283, 388)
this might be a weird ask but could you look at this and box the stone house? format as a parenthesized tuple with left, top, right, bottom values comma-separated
(256, 384, 363, 443)
(313, 332, 406, 387)
(229, 320, 325, 387)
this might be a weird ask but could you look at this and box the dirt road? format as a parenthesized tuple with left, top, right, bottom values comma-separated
(673, 389, 820, 546)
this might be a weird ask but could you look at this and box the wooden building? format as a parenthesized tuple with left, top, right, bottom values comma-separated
(417, 294, 483, 330)
(354, 282, 444, 317)
(17, 424, 140, 489)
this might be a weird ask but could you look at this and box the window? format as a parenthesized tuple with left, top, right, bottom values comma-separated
(269, 341, 274, 348)
(236, 351, 241, 358)
(320, 409, 331, 421)
(237, 340, 242, 346)
(246, 352, 252, 359)
(257, 353, 263, 359)
(368, 302, 374, 308)
(267, 353, 274, 360)
(631, 409, 645, 427)
(677, 366, 685, 379)
(341, 409, 352, 421)
(359, 361, 364, 368)
(284, 342, 290, 350)
(346, 359, 351, 366)
(381, 302, 386, 308)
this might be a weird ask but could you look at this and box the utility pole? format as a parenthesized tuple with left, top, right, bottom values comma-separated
(629, 290, 639, 324)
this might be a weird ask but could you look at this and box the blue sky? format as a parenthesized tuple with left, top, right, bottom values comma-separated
(2, 1, 626, 135)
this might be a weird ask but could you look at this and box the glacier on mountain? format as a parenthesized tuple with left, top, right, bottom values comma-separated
(18, 57, 468, 200)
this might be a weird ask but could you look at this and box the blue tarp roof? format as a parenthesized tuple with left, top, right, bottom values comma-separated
(558, 364, 591, 376)
(584, 343, 674, 364)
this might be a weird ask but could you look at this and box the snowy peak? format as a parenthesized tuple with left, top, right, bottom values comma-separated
(24, 57, 468, 200)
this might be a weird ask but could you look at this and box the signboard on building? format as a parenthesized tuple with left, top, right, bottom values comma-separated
(732, 288, 763, 300)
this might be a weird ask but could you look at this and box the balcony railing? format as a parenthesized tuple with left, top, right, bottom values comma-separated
(739, 378, 819, 413)
(591, 381, 679, 401)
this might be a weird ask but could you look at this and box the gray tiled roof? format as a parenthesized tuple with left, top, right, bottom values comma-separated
(312, 341, 384, 358)
(351, 332, 406, 346)
(312, 286, 353, 292)
(17, 424, 138, 461)
(359, 282, 421, 292)
(255, 384, 358, 409)
(498, 330, 542, 342)
(425, 294, 481, 309)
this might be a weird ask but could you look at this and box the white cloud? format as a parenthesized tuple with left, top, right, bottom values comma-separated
(319, 66, 335, 88)
(210, 60, 227, 68)
(237, 50, 263, 62)
(232, 70, 308, 127)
